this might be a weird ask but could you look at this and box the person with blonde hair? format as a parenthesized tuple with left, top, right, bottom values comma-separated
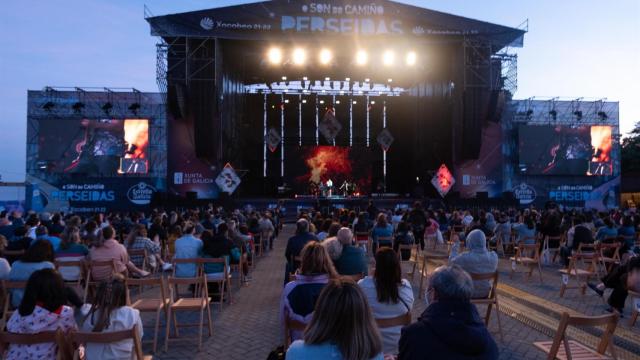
(287, 278, 383, 360)
(280, 242, 338, 342)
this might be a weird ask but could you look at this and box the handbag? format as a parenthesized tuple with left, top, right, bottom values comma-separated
(266, 346, 286, 360)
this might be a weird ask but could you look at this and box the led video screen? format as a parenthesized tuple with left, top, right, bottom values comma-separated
(286, 146, 372, 195)
(518, 125, 612, 176)
(38, 119, 149, 176)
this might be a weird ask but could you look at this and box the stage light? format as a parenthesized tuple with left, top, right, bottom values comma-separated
(597, 111, 608, 120)
(345, 77, 350, 81)
(370, 101, 376, 105)
(355, 50, 368, 65)
(128, 103, 141, 115)
(292, 48, 306, 65)
(388, 78, 393, 83)
(284, 99, 290, 103)
(325, 77, 330, 81)
(72, 102, 85, 114)
(406, 51, 417, 66)
(302, 99, 307, 104)
(101, 102, 113, 115)
(382, 50, 395, 66)
(268, 47, 283, 65)
(573, 110, 583, 120)
(319, 100, 325, 104)
(352, 100, 357, 104)
(42, 101, 55, 112)
(303, 76, 308, 81)
(336, 100, 341, 104)
(319, 48, 332, 65)
(282, 76, 287, 81)
(365, 78, 370, 82)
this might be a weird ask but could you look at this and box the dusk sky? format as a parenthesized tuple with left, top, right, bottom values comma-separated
(1, 0, 638, 182)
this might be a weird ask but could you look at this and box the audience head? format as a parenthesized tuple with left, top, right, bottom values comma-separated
(22, 239, 54, 263)
(83, 274, 128, 332)
(295, 218, 310, 235)
(466, 229, 487, 252)
(299, 242, 337, 277)
(304, 279, 382, 360)
(373, 248, 402, 304)
(60, 226, 81, 249)
(336, 227, 353, 246)
(427, 265, 474, 304)
(375, 213, 387, 227)
(35, 225, 48, 237)
(183, 221, 196, 235)
(321, 237, 343, 261)
(327, 222, 341, 237)
(18, 268, 67, 316)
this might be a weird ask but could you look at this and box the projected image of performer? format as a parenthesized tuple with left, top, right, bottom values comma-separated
(325, 179, 334, 197)
(66, 119, 126, 176)
(542, 128, 591, 175)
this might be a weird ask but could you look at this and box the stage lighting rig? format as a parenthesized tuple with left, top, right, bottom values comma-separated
(573, 110, 583, 121)
(128, 102, 141, 115)
(101, 102, 113, 115)
(319, 48, 332, 65)
(356, 50, 368, 65)
(292, 48, 306, 65)
(42, 101, 55, 112)
(548, 110, 557, 121)
(597, 111, 608, 121)
(268, 47, 283, 65)
(72, 102, 85, 114)
(406, 51, 417, 66)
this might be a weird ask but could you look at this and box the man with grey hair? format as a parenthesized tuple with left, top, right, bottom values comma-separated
(398, 265, 498, 360)
(284, 218, 318, 285)
(334, 227, 368, 277)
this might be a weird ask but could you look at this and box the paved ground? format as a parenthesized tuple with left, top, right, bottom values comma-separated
(137, 226, 640, 359)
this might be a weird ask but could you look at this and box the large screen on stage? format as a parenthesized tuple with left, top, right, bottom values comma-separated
(286, 146, 372, 195)
(38, 118, 149, 176)
(518, 125, 612, 176)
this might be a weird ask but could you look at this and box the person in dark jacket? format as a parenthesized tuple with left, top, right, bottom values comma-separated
(334, 227, 368, 277)
(284, 219, 318, 285)
(398, 265, 498, 360)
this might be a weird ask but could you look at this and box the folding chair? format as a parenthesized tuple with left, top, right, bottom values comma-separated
(71, 324, 151, 360)
(355, 231, 370, 253)
(627, 290, 639, 327)
(376, 236, 393, 251)
(510, 243, 543, 283)
(84, 259, 117, 303)
(469, 271, 503, 342)
(128, 248, 150, 273)
(598, 242, 621, 273)
(489, 231, 506, 257)
(55, 259, 86, 292)
(126, 276, 170, 353)
(375, 312, 411, 329)
(397, 243, 418, 280)
(559, 253, 598, 298)
(418, 253, 449, 299)
(1, 280, 27, 329)
(340, 273, 364, 282)
(229, 247, 246, 286)
(283, 313, 306, 350)
(533, 312, 618, 360)
(196, 257, 232, 311)
(164, 274, 213, 352)
(544, 235, 564, 264)
(0, 329, 70, 360)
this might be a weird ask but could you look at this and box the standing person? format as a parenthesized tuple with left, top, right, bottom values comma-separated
(358, 248, 414, 355)
(371, 213, 393, 254)
(281, 242, 337, 342)
(258, 212, 276, 250)
(408, 202, 428, 251)
(398, 265, 498, 360)
(173, 222, 203, 277)
(286, 278, 383, 360)
(80, 274, 144, 359)
(284, 219, 318, 285)
(6, 269, 77, 360)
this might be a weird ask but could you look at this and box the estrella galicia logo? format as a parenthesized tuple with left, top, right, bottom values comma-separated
(127, 182, 155, 205)
(200, 17, 214, 30)
(513, 183, 536, 205)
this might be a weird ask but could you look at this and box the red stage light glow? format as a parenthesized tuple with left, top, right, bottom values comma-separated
(306, 146, 351, 184)
(123, 119, 149, 159)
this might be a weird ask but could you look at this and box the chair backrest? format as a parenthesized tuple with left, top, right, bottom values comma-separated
(599, 242, 620, 258)
(548, 312, 618, 359)
(375, 312, 411, 328)
(127, 248, 147, 265)
(545, 235, 563, 248)
(71, 324, 144, 360)
(377, 236, 393, 243)
(195, 257, 229, 278)
(0, 329, 68, 358)
(469, 271, 499, 300)
(397, 244, 414, 260)
(2, 280, 28, 316)
(125, 276, 168, 305)
(340, 273, 364, 282)
(171, 257, 199, 277)
(2, 249, 25, 257)
(87, 259, 117, 281)
(355, 231, 369, 241)
(516, 243, 540, 261)
(577, 242, 598, 255)
(167, 274, 208, 300)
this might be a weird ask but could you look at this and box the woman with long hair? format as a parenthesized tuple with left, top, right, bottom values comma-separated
(6, 269, 77, 360)
(280, 242, 338, 342)
(358, 248, 413, 355)
(371, 213, 393, 253)
(287, 278, 383, 360)
(81, 274, 143, 359)
(8, 240, 56, 306)
(55, 225, 89, 282)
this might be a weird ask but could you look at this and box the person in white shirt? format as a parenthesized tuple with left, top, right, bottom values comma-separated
(81, 274, 143, 360)
(358, 247, 414, 355)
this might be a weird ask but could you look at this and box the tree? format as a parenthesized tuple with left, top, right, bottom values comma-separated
(621, 121, 640, 174)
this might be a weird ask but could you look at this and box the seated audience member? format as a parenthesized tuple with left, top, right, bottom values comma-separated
(166, 224, 183, 257)
(512, 215, 536, 245)
(174, 222, 204, 277)
(281, 242, 337, 342)
(34, 225, 62, 252)
(321, 236, 343, 262)
(371, 213, 393, 253)
(618, 216, 637, 253)
(8, 240, 56, 306)
(492, 213, 512, 247)
(89, 226, 149, 281)
(393, 221, 415, 261)
(588, 256, 640, 315)
(54, 226, 89, 282)
(316, 219, 333, 242)
(287, 279, 383, 360)
(5, 226, 32, 263)
(358, 248, 414, 355)
(0, 235, 11, 279)
(334, 227, 368, 277)
(398, 265, 498, 360)
(125, 224, 170, 271)
(6, 269, 77, 360)
(450, 230, 498, 299)
(560, 215, 594, 267)
(595, 217, 618, 242)
(258, 212, 276, 250)
(81, 274, 144, 359)
(284, 219, 318, 285)
(353, 212, 371, 234)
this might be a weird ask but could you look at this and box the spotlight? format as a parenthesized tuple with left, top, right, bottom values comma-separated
(382, 50, 395, 66)
(284, 99, 289, 104)
(325, 77, 330, 81)
(406, 51, 417, 66)
(292, 48, 306, 65)
(345, 77, 350, 81)
(267, 47, 283, 65)
(101, 102, 113, 115)
(370, 101, 376, 105)
(319, 48, 332, 65)
(336, 100, 341, 104)
(597, 111, 608, 120)
(320, 100, 325, 104)
(72, 102, 85, 114)
(282, 76, 287, 81)
(388, 78, 393, 83)
(352, 100, 357, 104)
(303, 76, 308, 81)
(302, 99, 307, 104)
(365, 78, 370, 82)
(548, 110, 557, 120)
(128, 103, 141, 115)
(573, 110, 583, 120)
(42, 101, 55, 111)
(355, 50, 368, 65)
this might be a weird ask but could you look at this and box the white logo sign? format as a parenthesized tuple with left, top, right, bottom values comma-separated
(266, 128, 282, 152)
(216, 165, 241, 194)
(200, 17, 214, 30)
(513, 183, 536, 205)
(376, 128, 394, 151)
(127, 182, 155, 205)
(174, 172, 184, 185)
(319, 109, 342, 142)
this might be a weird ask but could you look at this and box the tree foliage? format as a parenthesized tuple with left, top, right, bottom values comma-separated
(621, 121, 640, 173)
